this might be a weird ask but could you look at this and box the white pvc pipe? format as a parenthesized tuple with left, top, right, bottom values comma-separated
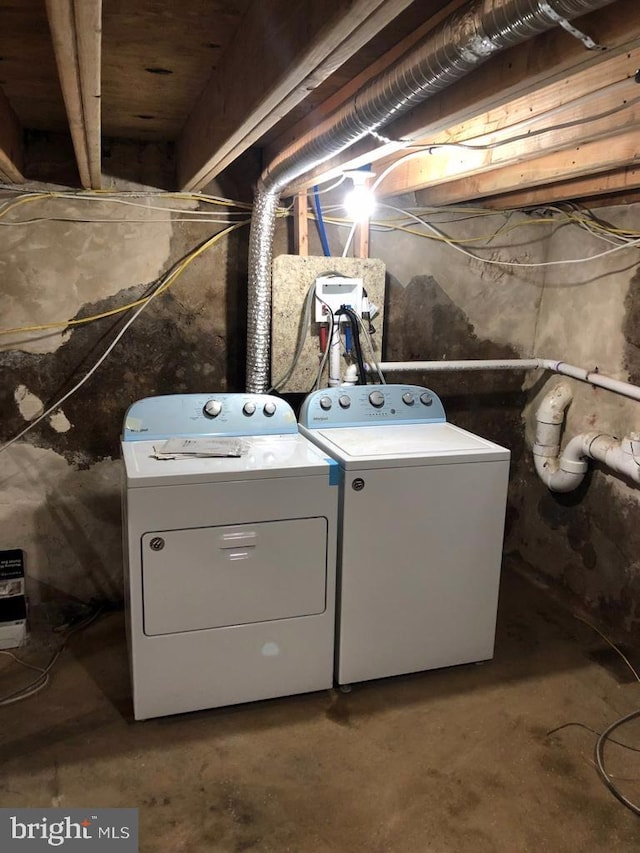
(533, 385, 640, 492)
(375, 359, 640, 404)
(328, 322, 342, 387)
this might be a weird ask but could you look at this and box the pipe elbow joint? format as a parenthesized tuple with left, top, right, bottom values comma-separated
(537, 381, 573, 425)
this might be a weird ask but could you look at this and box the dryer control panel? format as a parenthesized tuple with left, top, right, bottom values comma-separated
(123, 393, 297, 441)
(299, 384, 446, 429)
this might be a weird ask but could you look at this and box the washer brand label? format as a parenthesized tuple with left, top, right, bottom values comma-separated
(0, 810, 138, 851)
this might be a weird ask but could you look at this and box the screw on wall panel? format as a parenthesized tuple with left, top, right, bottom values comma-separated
(149, 537, 165, 551)
(352, 478, 365, 491)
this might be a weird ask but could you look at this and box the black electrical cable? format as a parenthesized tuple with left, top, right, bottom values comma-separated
(336, 307, 367, 385)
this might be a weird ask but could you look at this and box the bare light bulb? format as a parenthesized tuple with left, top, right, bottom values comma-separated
(344, 183, 376, 222)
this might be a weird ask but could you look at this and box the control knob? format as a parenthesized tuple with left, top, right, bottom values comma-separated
(338, 395, 351, 409)
(243, 401, 256, 416)
(402, 392, 415, 406)
(369, 390, 385, 408)
(420, 392, 433, 407)
(203, 399, 222, 418)
(263, 401, 276, 416)
(319, 395, 332, 411)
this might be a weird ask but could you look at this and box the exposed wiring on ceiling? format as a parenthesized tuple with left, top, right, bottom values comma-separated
(401, 93, 640, 156)
(376, 203, 640, 268)
(369, 90, 640, 196)
(0, 220, 250, 338)
(0, 221, 248, 454)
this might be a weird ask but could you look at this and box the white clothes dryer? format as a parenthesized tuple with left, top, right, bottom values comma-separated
(122, 393, 338, 719)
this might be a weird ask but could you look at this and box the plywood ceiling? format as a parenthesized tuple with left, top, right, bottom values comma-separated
(0, 0, 638, 209)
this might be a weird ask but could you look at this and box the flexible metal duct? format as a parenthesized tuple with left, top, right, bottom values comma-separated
(246, 0, 616, 391)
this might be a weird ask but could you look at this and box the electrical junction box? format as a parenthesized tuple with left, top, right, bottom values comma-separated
(314, 275, 364, 322)
(0, 549, 27, 650)
(271, 255, 386, 392)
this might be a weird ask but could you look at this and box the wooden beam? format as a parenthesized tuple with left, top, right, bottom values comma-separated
(414, 131, 640, 207)
(177, 0, 417, 191)
(0, 87, 24, 183)
(274, 0, 640, 195)
(293, 191, 309, 256)
(373, 83, 640, 198)
(355, 221, 370, 258)
(478, 166, 640, 210)
(46, 0, 102, 189)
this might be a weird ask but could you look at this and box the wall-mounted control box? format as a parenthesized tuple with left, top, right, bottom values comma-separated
(271, 256, 386, 392)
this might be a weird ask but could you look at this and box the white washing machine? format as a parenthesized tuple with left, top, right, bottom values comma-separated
(121, 393, 338, 719)
(299, 384, 510, 687)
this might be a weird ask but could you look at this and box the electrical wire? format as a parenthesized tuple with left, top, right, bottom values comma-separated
(0, 609, 101, 706)
(357, 313, 385, 384)
(574, 613, 640, 683)
(0, 219, 250, 338)
(548, 612, 640, 816)
(336, 307, 367, 385)
(314, 302, 335, 391)
(595, 710, 640, 816)
(371, 90, 640, 195)
(377, 203, 640, 268)
(0, 222, 247, 454)
(268, 282, 316, 392)
(546, 721, 640, 753)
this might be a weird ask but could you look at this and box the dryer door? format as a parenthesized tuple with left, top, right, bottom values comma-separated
(141, 517, 327, 635)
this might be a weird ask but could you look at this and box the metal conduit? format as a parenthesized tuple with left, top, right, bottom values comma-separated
(246, 0, 616, 392)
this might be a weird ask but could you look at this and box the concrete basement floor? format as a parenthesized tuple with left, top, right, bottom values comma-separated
(1, 564, 640, 852)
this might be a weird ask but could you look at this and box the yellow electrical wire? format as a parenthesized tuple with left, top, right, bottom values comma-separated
(0, 219, 250, 337)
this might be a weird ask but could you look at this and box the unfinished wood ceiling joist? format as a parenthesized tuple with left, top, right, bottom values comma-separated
(0, 86, 24, 183)
(272, 0, 640, 208)
(176, 0, 418, 191)
(0, 0, 636, 209)
(45, 0, 102, 188)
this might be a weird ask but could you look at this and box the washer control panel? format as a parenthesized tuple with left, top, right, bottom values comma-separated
(123, 393, 297, 441)
(299, 384, 446, 428)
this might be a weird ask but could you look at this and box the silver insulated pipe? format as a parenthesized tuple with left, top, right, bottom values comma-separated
(246, 0, 616, 392)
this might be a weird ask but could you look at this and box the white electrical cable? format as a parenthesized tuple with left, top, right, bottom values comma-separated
(377, 203, 640, 268)
(342, 221, 357, 257)
(0, 276, 168, 455)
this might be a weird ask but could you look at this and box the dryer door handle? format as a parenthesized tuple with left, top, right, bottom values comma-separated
(218, 530, 258, 549)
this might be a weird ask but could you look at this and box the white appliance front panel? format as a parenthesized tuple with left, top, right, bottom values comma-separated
(142, 518, 327, 635)
(123, 472, 338, 719)
(337, 459, 509, 684)
(307, 423, 509, 470)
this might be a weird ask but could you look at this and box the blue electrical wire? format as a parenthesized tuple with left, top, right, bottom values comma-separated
(312, 186, 331, 257)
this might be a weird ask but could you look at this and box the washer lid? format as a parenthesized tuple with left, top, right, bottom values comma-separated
(122, 433, 336, 487)
(308, 422, 510, 469)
